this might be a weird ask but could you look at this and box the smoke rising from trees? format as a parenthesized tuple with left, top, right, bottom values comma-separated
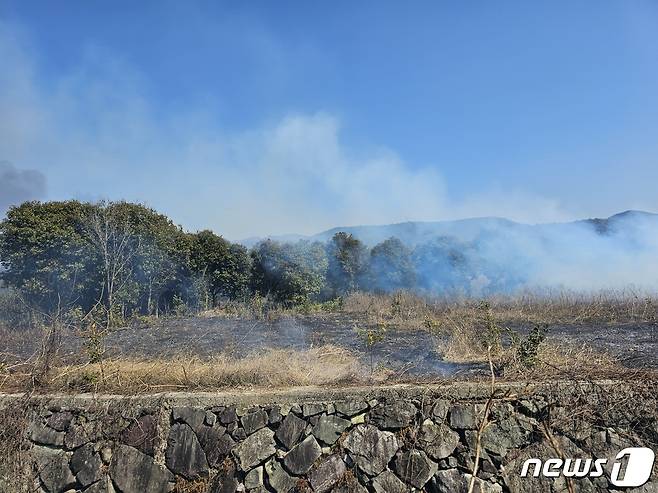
(2, 201, 658, 330)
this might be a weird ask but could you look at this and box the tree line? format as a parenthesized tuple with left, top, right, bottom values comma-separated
(0, 200, 480, 327)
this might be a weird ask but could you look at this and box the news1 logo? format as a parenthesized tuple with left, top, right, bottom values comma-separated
(520, 447, 655, 487)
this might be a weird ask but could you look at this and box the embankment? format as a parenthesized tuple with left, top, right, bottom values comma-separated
(0, 381, 656, 492)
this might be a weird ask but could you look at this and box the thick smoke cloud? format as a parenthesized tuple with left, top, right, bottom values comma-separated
(0, 161, 46, 214)
(435, 212, 658, 294)
(0, 19, 585, 240)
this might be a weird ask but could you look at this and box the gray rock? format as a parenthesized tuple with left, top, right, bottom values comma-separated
(335, 400, 369, 417)
(368, 401, 417, 429)
(518, 399, 544, 417)
(449, 404, 485, 430)
(275, 413, 307, 450)
(64, 422, 92, 450)
(71, 443, 103, 487)
(76, 457, 104, 488)
(197, 425, 232, 467)
(241, 409, 268, 435)
(371, 470, 409, 493)
(343, 424, 399, 476)
(434, 469, 502, 493)
(245, 465, 264, 489)
(267, 406, 282, 424)
(231, 427, 247, 441)
(477, 416, 528, 457)
(265, 459, 297, 493)
(120, 414, 158, 455)
(234, 427, 276, 471)
(302, 403, 324, 417)
(392, 449, 438, 489)
(205, 411, 217, 426)
(417, 419, 460, 460)
(431, 400, 449, 421)
(216, 432, 237, 454)
(100, 447, 112, 464)
(34, 447, 76, 493)
(70, 443, 94, 473)
(165, 423, 209, 479)
(283, 435, 322, 475)
(220, 406, 238, 424)
(173, 407, 207, 432)
(308, 455, 346, 493)
(312, 415, 351, 445)
(46, 411, 74, 432)
(434, 469, 465, 493)
(30, 422, 65, 447)
(82, 476, 116, 493)
(110, 444, 174, 493)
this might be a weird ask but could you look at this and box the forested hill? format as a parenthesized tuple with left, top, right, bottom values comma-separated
(242, 210, 658, 247)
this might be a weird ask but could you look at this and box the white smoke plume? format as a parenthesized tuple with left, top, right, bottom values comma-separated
(1, 19, 658, 294)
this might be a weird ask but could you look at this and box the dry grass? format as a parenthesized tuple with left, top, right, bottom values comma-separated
(173, 476, 210, 493)
(344, 289, 658, 329)
(197, 296, 343, 322)
(344, 290, 658, 380)
(528, 342, 628, 377)
(0, 345, 389, 394)
(2, 290, 656, 393)
(0, 403, 31, 490)
(500, 341, 632, 379)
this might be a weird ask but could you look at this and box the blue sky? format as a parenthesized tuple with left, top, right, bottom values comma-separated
(1, 1, 658, 239)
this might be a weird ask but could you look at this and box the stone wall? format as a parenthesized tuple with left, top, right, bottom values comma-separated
(0, 381, 656, 493)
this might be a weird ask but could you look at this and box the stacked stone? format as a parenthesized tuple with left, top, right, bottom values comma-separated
(20, 391, 655, 493)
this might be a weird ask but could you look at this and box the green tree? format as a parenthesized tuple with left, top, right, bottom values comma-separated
(250, 240, 327, 305)
(85, 201, 190, 320)
(0, 200, 194, 322)
(188, 230, 251, 307)
(0, 200, 101, 314)
(325, 232, 368, 296)
(367, 237, 416, 293)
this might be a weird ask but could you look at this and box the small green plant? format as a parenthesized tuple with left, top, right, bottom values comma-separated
(390, 292, 403, 317)
(479, 301, 503, 353)
(82, 322, 106, 364)
(172, 295, 188, 316)
(355, 322, 388, 376)
(517, 324, 547, 367)
(507, 324, 547, 369)
(321, 297, 343, 312)
(249, 294, 267, 319)
(68, 369, 101, 391)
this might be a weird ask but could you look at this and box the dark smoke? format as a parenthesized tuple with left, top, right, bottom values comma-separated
(0, 161, 47, 214)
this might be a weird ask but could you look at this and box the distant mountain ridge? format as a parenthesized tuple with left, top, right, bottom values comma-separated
(240, 210, 658, 247)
